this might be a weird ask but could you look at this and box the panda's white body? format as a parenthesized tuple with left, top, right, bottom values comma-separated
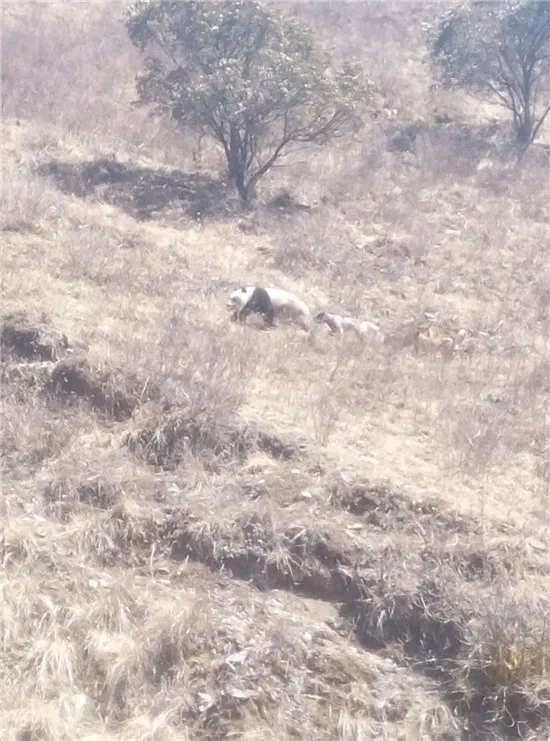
(228, 286, 311, 330)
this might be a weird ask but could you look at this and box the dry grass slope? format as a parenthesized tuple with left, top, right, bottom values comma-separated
(1, 3, 549, 741)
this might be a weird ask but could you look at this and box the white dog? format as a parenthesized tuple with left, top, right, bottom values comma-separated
(313, 311, 382, 340)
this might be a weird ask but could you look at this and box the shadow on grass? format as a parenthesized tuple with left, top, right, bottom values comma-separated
(37, 159, 232, 221)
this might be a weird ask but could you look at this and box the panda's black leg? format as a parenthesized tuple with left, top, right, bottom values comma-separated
(261, 309, 275, 329)
(237, 307, 250, 324)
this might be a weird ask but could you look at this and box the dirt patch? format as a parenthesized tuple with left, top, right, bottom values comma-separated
(236, 462, 315, 506)
(1, 313, 69, 361)
(48, 355, 159, 421)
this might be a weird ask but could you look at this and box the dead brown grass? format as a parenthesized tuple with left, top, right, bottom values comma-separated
(2, 3, 549, 741)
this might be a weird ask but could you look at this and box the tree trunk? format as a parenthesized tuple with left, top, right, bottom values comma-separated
(234, 169, 251, 203)
(227, 129, 253, 203)
(516, 78, 534, 144)
(516, 113, 533, 145)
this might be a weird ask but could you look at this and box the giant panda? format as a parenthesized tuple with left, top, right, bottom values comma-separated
(227, 286, 311, 331)
(230, 286, 275, 328)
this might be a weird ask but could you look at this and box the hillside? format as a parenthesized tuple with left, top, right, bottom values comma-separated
(1, 3, 550, 741)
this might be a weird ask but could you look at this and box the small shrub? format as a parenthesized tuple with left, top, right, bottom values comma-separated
(454, 591, 550, 728)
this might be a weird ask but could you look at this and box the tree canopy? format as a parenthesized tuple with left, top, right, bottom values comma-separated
(430, 0, 550, 146)
(126, 0, 370, 202)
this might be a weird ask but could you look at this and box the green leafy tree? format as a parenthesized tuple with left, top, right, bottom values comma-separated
(126, 0, 370, 203)
(430, 1, 550, 146)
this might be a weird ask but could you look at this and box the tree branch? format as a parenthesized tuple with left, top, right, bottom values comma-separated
(531, 102, 550, 142)
(486, 78, 516, 111)
(247, 111, 292, 189)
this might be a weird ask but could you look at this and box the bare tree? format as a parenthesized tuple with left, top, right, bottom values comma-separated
(430, 1, 550, 147)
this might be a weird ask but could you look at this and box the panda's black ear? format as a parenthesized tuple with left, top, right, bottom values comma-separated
(240, 287, 246, 293)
